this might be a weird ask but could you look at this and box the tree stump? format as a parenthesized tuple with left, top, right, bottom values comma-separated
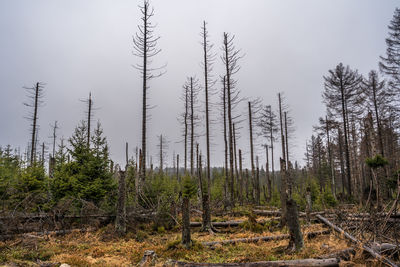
(286, 198, 303, 252)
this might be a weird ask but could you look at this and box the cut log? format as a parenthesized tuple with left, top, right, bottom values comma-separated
(202, 229, 330, 247)
(316, 214, 398, 267)
(164, 258, 339, 266)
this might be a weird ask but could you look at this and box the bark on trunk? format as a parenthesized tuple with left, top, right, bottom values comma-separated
(286, 199, 303, 251)
(115, 170, 126, 235)
(182, 196, 191, 248)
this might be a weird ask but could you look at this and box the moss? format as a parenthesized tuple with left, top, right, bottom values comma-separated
(135, 230, 148, 242)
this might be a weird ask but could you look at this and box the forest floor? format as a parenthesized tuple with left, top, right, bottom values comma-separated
(0, 212, 379, 267)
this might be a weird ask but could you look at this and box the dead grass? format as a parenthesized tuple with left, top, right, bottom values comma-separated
(0, 220, 359, 267)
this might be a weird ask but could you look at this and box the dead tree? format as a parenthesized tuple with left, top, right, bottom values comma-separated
(233, 123, 239, 200)
(248, 102, 257, 203)
(24, 82, 44, 166)
(200, 21, 216, 233)
(87, 92, 92, 148)
(286, 199, 303, 252)
(180, 83, 189, 173)
(264, 145, 271, 201)
(258, 105, 278, 190)
(186, 77, 201, 176)
(157, 134, 168, 174)
(115, 168, 126, 235)
(278, 93, 287, 224)
(132, 0, 165, 186)
(239, 149, 243, 204)
(221, 76, 229, 203)
(222, 32, 243, 206)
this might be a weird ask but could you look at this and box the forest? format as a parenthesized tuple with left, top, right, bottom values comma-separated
(1, 1, 400, 267)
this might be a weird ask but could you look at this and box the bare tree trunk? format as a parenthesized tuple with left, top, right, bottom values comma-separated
(177, 154, 180, 183)
(115, 170, 126, 235)
(278, 93, 287, 224)
(248, 102, 256, 204)
(340, 82, 352, 197)
(184, 88, 188, 174)
(265, 145, 271, 201)
(233, 123, 239, 200)
(245, 169, 250, 201)
(325, 117, 335, 198)
(182, 196, 191, 248)
(239, 149, 243, 204)
(222, 76, 228, 205)
(223, 34, 235, 207)
(125, 142, 129, 169)
(286, 199, 303, 252)
(201, 20, 213, 233)
(159, 134, 163, 174)
(284, 111, 289, 169)
(190, 78, 194, 176)
(30, 82, 40, 166)
(338, 128, 346, 196)
(87, 92, 92, 148)
(255, 156, 260, 205)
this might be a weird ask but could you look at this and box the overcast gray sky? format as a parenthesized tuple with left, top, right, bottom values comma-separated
(0, 0, 398, 169)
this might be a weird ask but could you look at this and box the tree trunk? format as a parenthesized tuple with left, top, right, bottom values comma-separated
(339, 79, 352, 197)
(201, 20, 212, 233)
(30, 82, 40, 166)
(223, 34, 235, 207)
(278, 93, 287, 224)
(265, 145, 271, 201)
(115, 170, 126, 235)
(222, 76, 228, 205)
(182, 197, 191, 248)
(286, 199, 303, 252)
(190, 78, 194, 176)
(248, 102, 256, 204)
(239, 149, 243, 204)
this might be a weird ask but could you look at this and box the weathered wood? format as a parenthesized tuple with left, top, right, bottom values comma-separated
(316, 214, 398, 267)
(202, 229, 330, 247)
(165, 258, 340, 267)
(252, 210, 325, 218)
(318, 248, 356, 261)
(286, 199, 303, 251)
(190, 218, 280, 228)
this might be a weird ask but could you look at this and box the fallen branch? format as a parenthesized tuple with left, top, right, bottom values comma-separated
(316, 214, 398, 267)
(190, 218, 280, 228)
(318, 248, 356, 261)
(202, 229, 330, 247)
(164, 258, 339, 266)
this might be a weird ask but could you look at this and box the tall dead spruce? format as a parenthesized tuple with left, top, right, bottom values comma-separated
(200, 21, 216, 233)
(132, 0, 165, 190)
(24, 82, 44, 166)
(222, 32, 242, 207)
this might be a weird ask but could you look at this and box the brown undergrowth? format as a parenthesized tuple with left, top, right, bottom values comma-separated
(0, 220, 359, 267)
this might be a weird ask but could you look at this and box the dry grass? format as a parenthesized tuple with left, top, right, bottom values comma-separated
(0, 220, 360, 267)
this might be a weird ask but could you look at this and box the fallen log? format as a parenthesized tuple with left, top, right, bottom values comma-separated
(202, 229, 330, 247)
(252, 210, 281, 216)
(164, 258, 340, 267)
(316, 214, 398, 267)
(253, 210, 325, 218)
(318, 248, 356, 261)
(190, 218, 281, 228)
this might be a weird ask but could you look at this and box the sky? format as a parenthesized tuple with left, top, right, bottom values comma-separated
(0, 0, 398, 170)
